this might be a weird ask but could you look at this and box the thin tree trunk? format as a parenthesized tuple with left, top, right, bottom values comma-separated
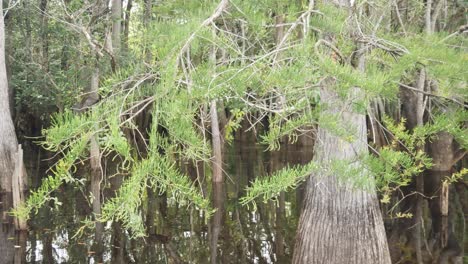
(112, 0, 122, 58)
(89, 66, 104, 262)
(210, 100, 223, 182)
(123, 0, 133, 51)
(425, 0, 433, 34)
(210, 23, 223, 183)
(400, 68, 426, 264)
(142, 0, 152, 63)
(39, 0, 49, 71)
(210, 182, 225, 264)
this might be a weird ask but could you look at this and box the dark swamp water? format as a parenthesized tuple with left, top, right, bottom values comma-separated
(3, 125, 465, 264)
(0, 129, 314, 264)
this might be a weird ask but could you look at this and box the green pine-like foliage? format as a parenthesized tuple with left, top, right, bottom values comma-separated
(15, 0, 467, 237)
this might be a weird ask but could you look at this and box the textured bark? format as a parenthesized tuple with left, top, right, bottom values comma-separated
(89, 66, 104, 262)
(425, 0, 433, 34)
(12, 145, 27, 230)
(425, 132, 464, 263)
(0, 5, 18, 194)
(210, 100, 223, 182)
(292, 85, 391, 264)
(111, 0, 122, 57)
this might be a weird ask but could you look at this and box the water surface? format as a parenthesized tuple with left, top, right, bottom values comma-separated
(1, 132, 314, 264)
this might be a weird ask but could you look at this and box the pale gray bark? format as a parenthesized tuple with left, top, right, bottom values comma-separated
(89, 66, 104, 261)
(0, 5, 18, 194)
(209, 18, 225, 183)
(12, 145, 27, 230)
(292, 86, 391, 264)
(111, 0, 122, 56)
(425, 0, 433, 34)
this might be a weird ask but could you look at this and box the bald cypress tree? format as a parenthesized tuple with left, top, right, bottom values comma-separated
(0, 4, 19, 200)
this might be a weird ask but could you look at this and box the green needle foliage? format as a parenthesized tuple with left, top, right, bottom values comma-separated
(240, 162, 319, 207)
(13, 0, 466, 237)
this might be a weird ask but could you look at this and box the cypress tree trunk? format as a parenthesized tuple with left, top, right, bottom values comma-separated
(293, 2, 391, 263)
(0, 5, 18, 195)
(292, 86, 391, 264)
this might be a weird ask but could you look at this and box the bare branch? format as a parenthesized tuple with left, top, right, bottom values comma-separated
(398, 82, 467, 108)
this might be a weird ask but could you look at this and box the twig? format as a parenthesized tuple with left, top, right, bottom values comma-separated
(398, 82, 467, 107)
(440, 24, 468, 42)
(314, 39, 345, 63)
(177, 0, 229, 64)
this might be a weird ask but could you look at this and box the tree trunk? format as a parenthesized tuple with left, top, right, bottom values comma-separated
(210, 100, 223, 182)
(292, 85, 391, 264)
(399, 65, 426, 264)
(89, 66, 104, 262)
(111, 0, 122, 58)
(210, 182, 225, 264)
(39, 0, 49, 71)
(425, 133, 464, 262)
(122, 0, 133, 51)
(0, 5, 18, 196)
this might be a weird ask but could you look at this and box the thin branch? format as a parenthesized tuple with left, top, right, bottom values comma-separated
(314, 39, 345, 64)
(450, 150, 467, 168)
(393, 0, 407, 36)
(398, 82, 467, 108)
(177, 0, 229, 64)
(440, 24, 468, 42)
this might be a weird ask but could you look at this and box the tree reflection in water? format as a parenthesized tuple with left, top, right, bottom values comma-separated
(2, 133, 313, 263)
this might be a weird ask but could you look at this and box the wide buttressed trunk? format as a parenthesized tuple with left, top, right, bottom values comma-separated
(292, 85, 391, 264)
(0, 6, 18, 194)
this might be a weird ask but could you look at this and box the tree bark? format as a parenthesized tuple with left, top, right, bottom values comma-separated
(210, 100, 223, 182)
(293, 1, 390, 262)
(0, 5, 19, 195)
(111, 0, 122, 58)
(89, 66, 104, 262)
(39, 0, 49, 71)
(123, 0, 133, 51)
(292, 85, 391, 264)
